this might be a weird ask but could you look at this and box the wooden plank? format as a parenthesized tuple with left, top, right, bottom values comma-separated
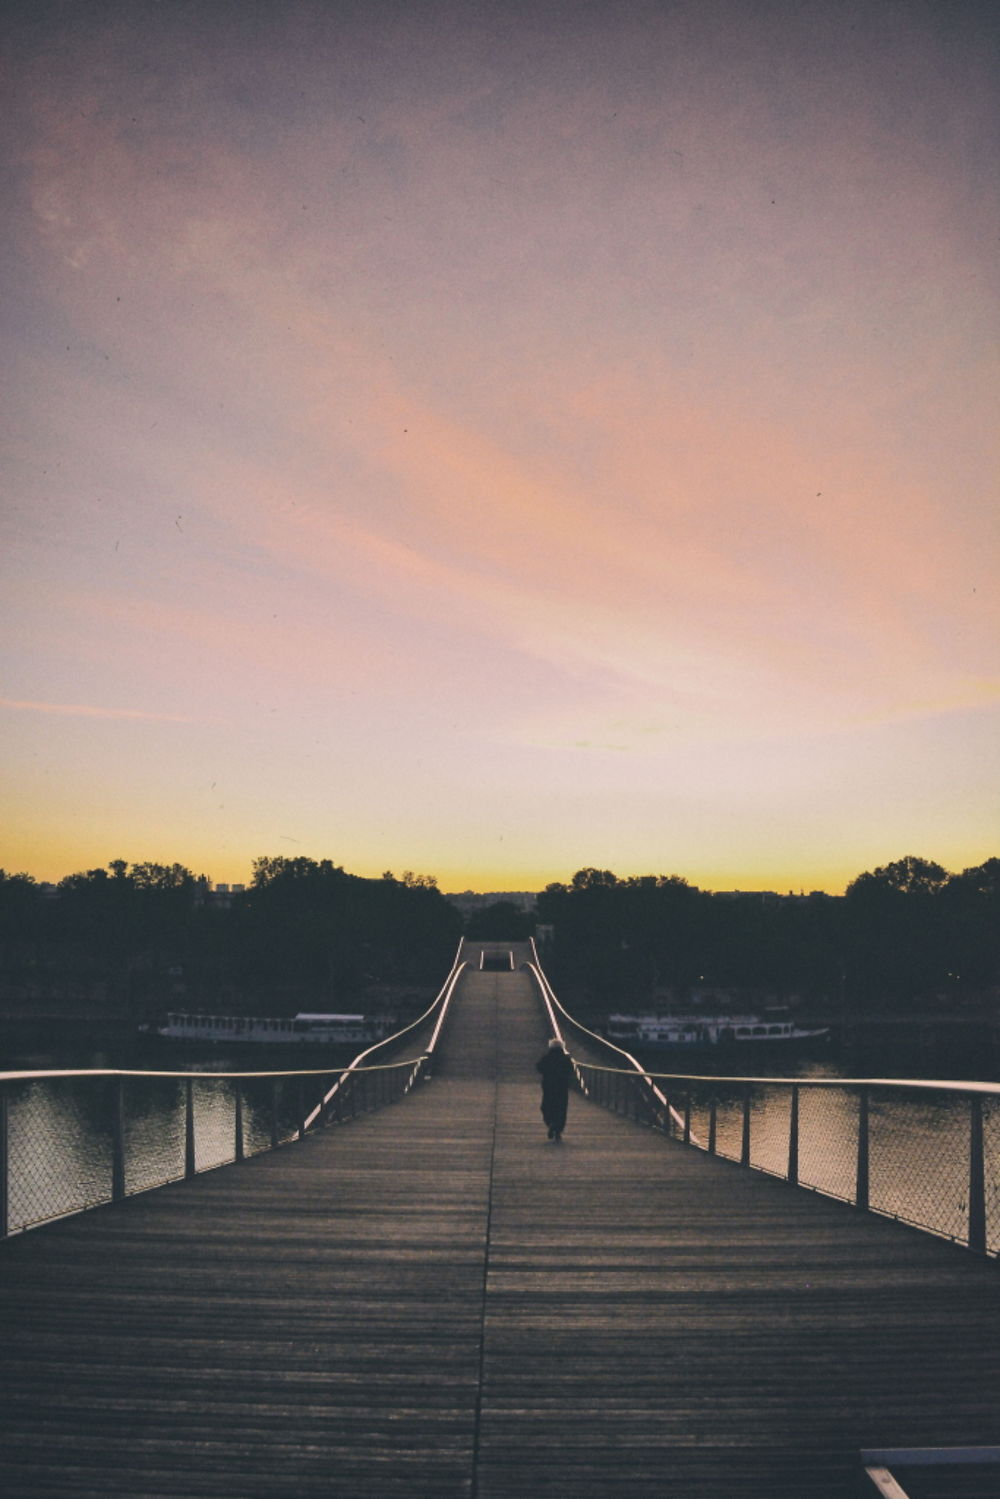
(1, 958, 998, 1498)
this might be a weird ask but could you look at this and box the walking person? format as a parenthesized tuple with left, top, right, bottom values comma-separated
(536, 1037, 573, 1142)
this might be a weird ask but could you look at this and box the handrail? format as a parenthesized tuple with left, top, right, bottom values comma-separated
(527, 938, 690, 1135)
(526, 941, 999, 1256)
(1, 939, 469, 1239)
(554, 1061, 1000, 1095)
(0, 1059, 428, 1084)
(303, 937, 467, 1128)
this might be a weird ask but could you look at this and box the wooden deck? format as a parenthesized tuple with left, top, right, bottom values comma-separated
(1, 961, 998, 1498)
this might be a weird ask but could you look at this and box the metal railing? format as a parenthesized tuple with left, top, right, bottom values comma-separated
(528, 942, 1000, 1257)
(0, 944, 468, 1239)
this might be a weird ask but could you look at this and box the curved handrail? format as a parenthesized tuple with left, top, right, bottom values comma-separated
(527, 938, 689, 1134)
(0, 938, 467, 1125)
(527, 941, 1000, 1254)
(303, 938, 467, 1127)
(527, 938, 1000, 1099)
(1, 941, 471, 1239)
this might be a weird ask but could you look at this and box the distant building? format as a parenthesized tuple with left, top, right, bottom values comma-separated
(209, 882, 246, 907)
(714, 890, 781, 901)
(444, 890, 538, 917)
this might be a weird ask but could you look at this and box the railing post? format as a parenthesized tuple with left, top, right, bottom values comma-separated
(741, 1084, 752, 1167)
(856, 1086, 870, 1212)
(112, 1078, 126, 1203)
(184, 1078, 196, 1179)
(1, 1086, 9, 1239)
(683, 1091, 692, 1146)
(297, 1079, 306, 1141)
(968, 1096, 987, 1255)
(787, 1084, 799, 1186)
(270, 1080, 280, 1147)
(708, 1096, 717, 1155)
(234, 1084, 244, 1162)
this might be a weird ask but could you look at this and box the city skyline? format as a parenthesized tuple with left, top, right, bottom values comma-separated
(3, 0, 997, 896)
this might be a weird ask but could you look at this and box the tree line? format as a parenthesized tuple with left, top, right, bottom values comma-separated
(535, 856, 999, 1014)
(0, 851, 996, 1020)
(0, 856, 463, 1018)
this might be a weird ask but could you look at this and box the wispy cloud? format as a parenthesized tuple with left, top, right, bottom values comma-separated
(0, 698, 199, 723)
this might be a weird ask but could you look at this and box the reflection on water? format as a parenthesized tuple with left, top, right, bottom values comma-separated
(2, 1027, 356, 1233)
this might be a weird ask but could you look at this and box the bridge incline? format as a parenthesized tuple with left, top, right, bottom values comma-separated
(1, 943, 998, 1498)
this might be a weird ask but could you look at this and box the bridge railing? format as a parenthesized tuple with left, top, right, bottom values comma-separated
(0, 944, 469, 1239)
(0, 1057, 422, 1239)
(528, 942, 1000, 1257)
(574, 1065, 1000, 1255)
(527, 939, 684, 1129)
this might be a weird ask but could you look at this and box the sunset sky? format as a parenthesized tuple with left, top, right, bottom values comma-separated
(2, 0, 997, 895)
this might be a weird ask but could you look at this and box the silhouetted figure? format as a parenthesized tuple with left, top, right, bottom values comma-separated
(536, 1037, 573, 1142)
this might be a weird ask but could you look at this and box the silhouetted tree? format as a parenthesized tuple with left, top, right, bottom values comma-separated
(466, 901, 534, 940)
(538, 855, 998, 1012)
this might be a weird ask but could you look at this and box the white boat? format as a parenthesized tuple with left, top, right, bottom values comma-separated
(153, 1011, 395, 1045)
(605, 1013, 829, 1047)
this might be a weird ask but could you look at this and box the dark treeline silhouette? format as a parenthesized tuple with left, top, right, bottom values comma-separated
(465, 900, 535, 941)
(1, 852, 997, 1022)
(0, 856, 462, 1019)
(537, 856, 1000, 1015)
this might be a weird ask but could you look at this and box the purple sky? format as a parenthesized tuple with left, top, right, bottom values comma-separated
(2, 0, 997, 891)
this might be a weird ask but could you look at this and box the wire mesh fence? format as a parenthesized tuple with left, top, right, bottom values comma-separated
(527, 946, 1000, 1258)
(575, 1064, 1000, 1256)
(0, 946, 469, 1239)
(0, 1057, 428, 1237)
(5, 1075, 113, 1230)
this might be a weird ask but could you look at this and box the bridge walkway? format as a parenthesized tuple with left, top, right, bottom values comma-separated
(1, 957, 998, 1497)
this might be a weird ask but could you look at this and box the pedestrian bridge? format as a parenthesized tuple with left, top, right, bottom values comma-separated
(1, 941, 999, 1498)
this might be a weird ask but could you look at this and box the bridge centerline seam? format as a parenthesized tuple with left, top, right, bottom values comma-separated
(469, 973, 500, 1499)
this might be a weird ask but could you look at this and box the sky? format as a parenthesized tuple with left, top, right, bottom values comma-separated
(1, 0, 997, 895)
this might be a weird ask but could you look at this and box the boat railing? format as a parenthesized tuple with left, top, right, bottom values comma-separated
(528, 941, 1000, 1257)
(0, 942, 469, 1240)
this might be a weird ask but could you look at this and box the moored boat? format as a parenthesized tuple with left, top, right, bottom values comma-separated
(151, 1010, 395, 1045)
(604, 1013, 829, 1047)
